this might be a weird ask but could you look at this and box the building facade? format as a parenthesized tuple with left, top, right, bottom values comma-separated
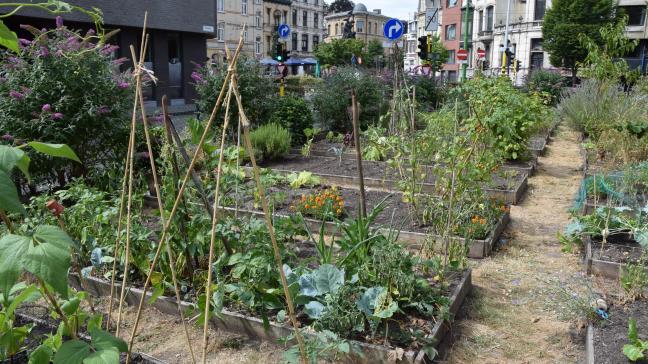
(288, 0, 326, 58)
(2, 0, 215, 106)
(324, 3, 391, 47)
(440, 0, 464, 82)
(619, 0, 648, 74)
(208, 0, 264, 63)
(263, 0, 291, 57)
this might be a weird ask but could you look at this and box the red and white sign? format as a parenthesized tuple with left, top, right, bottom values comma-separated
(477, 48, 486, 59)
(277, 63, 287, 76)
(457, 49, 468, 61)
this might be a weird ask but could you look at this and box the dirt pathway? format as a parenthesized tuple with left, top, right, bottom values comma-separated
(445, 125, 590, 363)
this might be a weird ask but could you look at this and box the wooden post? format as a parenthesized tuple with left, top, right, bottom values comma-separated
(351, 90, 367, 218)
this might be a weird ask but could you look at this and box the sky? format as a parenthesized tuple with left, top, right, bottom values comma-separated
(355, 0, 419, 21)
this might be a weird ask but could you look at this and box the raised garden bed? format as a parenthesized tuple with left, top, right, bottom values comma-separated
(70, 269, 473, 363)
(528, 135, 548, 157)
(585, 233, 648, 280)
(253, 156, 528, 205)
(586, 299, 648, 364)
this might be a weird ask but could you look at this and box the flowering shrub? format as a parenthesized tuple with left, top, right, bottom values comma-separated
(292, 188, 345, 219)
(0, 18, 133, 187)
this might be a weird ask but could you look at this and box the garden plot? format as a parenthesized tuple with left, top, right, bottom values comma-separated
(253, 155, 528, 205)
(585, 233, 648, 280)
(220, 178, 510, 259)
(588, 299, 648, 364)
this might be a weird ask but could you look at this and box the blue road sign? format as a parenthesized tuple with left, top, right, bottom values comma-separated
(383, 19, 404, 40)
(278, 24, 291, 39)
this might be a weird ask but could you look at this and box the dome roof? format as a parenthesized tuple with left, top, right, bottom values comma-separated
(353, 3, 368, 13)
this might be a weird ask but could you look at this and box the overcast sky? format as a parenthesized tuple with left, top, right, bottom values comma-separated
(356, 0, 419, 20)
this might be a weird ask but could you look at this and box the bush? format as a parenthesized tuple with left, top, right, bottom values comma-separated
(312, 67, 387, 132)
(0, 21, 133, 186)
(249, 123, 291, 160)
(268, 96, 313, 144)
(527, 69, 565, 105)
(193, 57, 276, 127)
(409, 75, 446, 111)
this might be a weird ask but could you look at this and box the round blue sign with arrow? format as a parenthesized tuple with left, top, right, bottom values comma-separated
(278, 24, 291, 39)
(383, 19, 404, 40)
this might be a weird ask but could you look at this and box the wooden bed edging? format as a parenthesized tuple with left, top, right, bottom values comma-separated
(244, 166, 528, 205)
(218, 207, 509, 259)
(585, 324, 594, 364)
(584, 235, 648, 280)
(70, 269, 472, 364)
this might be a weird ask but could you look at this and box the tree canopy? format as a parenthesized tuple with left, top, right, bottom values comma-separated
(542, 0, 617, 82)
(314, 38, 366, 66)
(326, 0, 354, 14)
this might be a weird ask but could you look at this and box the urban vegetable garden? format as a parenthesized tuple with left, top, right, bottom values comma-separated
(1, 3, 648, 364)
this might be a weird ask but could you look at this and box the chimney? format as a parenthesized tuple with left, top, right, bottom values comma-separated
(373, 9, 381, 14)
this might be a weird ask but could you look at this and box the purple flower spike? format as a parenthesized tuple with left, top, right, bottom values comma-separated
(2, 134, 13, 142)
(18, 39, 31, 48)
(56, 16, 64, 28)
(40, 46, 50, 57)
(42, 104, 52, 112)
(52, 113, 64, 120)
(190, 71, 203, 83)
(55, 49, 64, 57)
(9, 91, 24, 100)
(117, 81, 130, 89)
(96, 105, 109, 115)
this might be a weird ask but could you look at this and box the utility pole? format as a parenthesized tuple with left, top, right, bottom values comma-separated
(461, 0, 471, 82)
(502, 0, 511, 73)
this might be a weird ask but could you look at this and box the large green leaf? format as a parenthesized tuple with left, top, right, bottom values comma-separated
(0, 169, 26, 214)
(89, 328, 128, 352)
(356, 286, 384, 316)
(0, 234, 30, 299)
(304, 301, 325, 319)
(313, 264, 344, 296)
(22, 226, 73, 298)
(636, 230, 648, 250)
(29, 344, 53, 364)
(623, 344, 645, 361)
(82, 348, 120, 364)
(28, 142, 81, 163)
(53, 340, 91, 364)
(0, 20, 19, 53)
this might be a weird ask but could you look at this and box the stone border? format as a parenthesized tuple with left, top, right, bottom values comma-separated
(244, 166, 528, 205)
(219, 206, 509, 259)
(70, 269, 472, 364)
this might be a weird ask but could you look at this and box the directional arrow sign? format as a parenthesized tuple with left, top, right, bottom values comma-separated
(278, 24, 291, 39)
(383, 19, 404, 41)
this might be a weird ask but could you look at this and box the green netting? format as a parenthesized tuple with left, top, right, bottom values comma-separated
(573, 173, 628, 210)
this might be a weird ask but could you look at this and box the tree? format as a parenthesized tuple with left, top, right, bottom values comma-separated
(542, 0, 617, 85)
(366, 39, 384, 66)
(326, 0, 354, 14)
(426, 35, 449, 73)
(314, 38, 366, 66)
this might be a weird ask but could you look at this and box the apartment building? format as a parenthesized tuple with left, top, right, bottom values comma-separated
(440, 0, 464, 82)
(3, 0, 215, 106)
(324, 3, 391, 46)
(208, 0, 265, 63)
(288, 0, 326, 58)
(619, 0, 648, 74)
(263, 0, 291, 57)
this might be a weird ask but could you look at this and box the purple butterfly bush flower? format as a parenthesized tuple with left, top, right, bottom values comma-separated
(42, 104, 52, 112)
(112, 57, 128, 66)
(9, 90, 24, 100)
(190, 71, 204, 83)
(100, 44, 119, 55)
(55, 49, 64, 57)
(56, 16, 64, 29)
(150, 114, 164, 124)
(2, 134, 13, 142)
(18, 38, 31, 48)
(117, 81, 130, 89)
(52, 113, 64, 120)
(96, 105, 110, 115)
(86, 29, 95, 36)
(40, 46, 50, 57)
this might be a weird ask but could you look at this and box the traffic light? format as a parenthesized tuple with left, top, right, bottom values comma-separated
(514, 59, 521, 73)
(417, 36, 429, 60)
(506, 49, 515, 67)
(275, 43, 283, 62)
(281, 47, 289, 62)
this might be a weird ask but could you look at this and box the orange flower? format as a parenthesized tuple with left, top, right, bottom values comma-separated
(305, 204, 309, 209)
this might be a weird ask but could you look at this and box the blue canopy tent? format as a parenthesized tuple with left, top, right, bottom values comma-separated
(260, 57, 279, 66)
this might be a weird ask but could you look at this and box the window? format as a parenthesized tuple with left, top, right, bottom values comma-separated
(621, 6, 646, 26)
(256, 11, 261, 27)
(531, 38, 543, 51)
(302, 33, 308, 51)
(447, 70, 457, 82)
(486, 6, 493, 31)
(368, 21, 372, 34)
(255, 0, 260, 4)
(374, 23, 377, 34)
(335, 23, 339, 35)
(447, 0, 457, 8)
(241, 0, 248, 15)
(217, 22, 225, 41)
(255, 36, 261, 54)
(447, 50, 455, 64)
(445, 24, 456, 40)
(292, 9, 298, 25)
(313, 35, 320, 49)
(478, 10, 483, 32)
(303, 10, 308, 27)
(356, 20, 364, 33)
(217, 0, 224, 12)
(283, 11, 287, 23)
(292, 33, 298, 51)
(274, 11, 281, 26)
(327, 24, 331, 35)
(534, 0, 546, 21)
(243, 29, 248, 42)
(314, 13, 319, 28)
(167, 33, 183, 99)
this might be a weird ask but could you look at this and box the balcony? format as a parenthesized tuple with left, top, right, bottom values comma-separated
(477, 30, 493, 40)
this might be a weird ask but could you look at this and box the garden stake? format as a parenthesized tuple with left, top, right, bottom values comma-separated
(126, 44, 196, 364)
(202, 75, 236, 364)
(106, 111, 135, 332)
(230, 71, 308, 364)
(351, 90, 367, 218)
(162, 96, 198, 273)
(442, 101, 460, 266)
